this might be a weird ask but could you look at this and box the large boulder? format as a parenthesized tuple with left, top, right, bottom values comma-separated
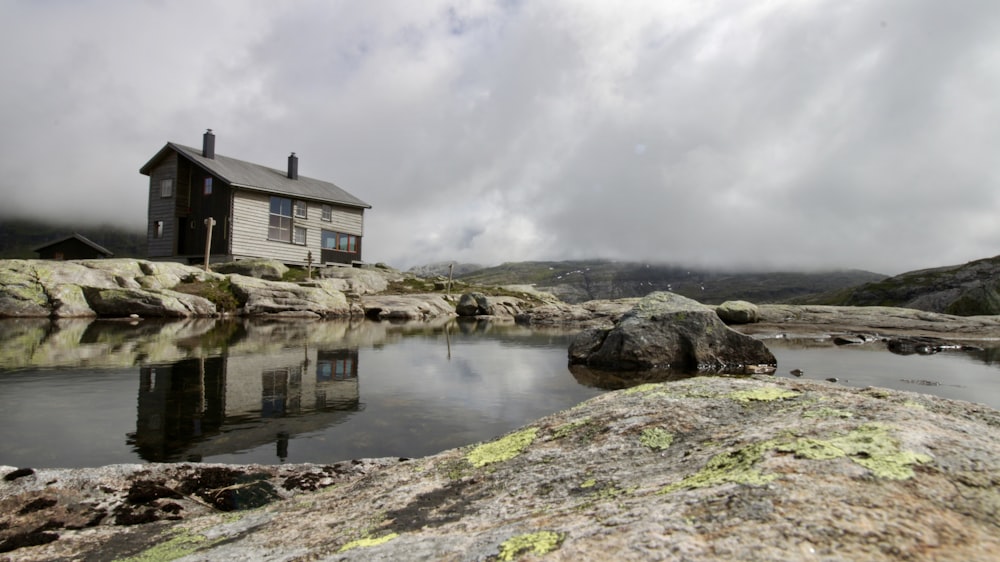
(360, 294, 456, 321)
(716, 300, 760, 324)
(456, 292, 525, 318)
(213, 259, 289, 281)
(228, 275, 349, 317)
(569, 292, 776, 372)
(82, 287, 217, 317)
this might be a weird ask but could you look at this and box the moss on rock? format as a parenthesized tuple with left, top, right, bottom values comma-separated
(466, 428, 538, 468)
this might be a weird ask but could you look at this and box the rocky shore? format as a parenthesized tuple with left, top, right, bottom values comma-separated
(2, 376, 997, 561)
(2, 259, 1000, 560)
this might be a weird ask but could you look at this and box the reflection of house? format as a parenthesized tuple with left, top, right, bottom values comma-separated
(33, 233, 114, 260)
(140, 130, 371, 266)
(132, 347, 361, 462)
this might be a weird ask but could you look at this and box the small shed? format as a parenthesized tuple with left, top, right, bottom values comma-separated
(34, 234, 115, 260)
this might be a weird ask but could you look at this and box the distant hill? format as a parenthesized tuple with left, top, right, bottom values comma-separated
(0, 217, 145, 259)
(407, 262, 485, 278)
(455, 260, 886, 304)
(801, 254, 1000, 316)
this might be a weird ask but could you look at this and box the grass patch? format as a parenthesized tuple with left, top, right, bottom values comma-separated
(172, 278, 239, 312)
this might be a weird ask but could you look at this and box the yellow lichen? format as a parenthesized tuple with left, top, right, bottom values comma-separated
(776, 423, 933, 480)
(803, 407, 854, 419)
(580, 478, 597, 488)
(660, 440, 778, 494)
(466, 427, 539, 468)
(623, 383, 664, 395)
(639, 427, 674, 451)
(338, 533, 399, 553)
(114, 529, 213, 562)
(729, 387, 800, 403)
(497, 531, 566, 561)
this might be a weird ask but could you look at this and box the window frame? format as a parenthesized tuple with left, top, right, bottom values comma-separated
(322, 229, 359, 254)
(293, 200, 307, 219)
(293, 225, 307, 246)
(321, 204, 332, 222)
(160, 179, 173, 198)
(268, 196, 293, 242)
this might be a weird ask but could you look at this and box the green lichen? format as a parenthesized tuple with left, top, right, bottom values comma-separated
(623, 383, 664, 395)
(803, 407, 854, 419)
(659, 440, 778, 494)
(338, 532, 399, 553)
(729, 387, 800, 403)
(580, 478, 597, 488)
(114, 529, 214, 562)
(776, 423, 933, 480)
(466, 427, 538, 468)
(903, 400, 926, 410)
(553, 417, 592, 439)
(497, 531, 566, 561)
(639, 427, 675, 451)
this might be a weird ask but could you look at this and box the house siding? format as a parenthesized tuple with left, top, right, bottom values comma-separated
(147, 154, 178, 257)
(230, 190, 365, 265)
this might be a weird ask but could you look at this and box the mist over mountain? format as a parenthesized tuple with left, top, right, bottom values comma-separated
(0, 216, 145, 259)
(452, 260, 886, 304)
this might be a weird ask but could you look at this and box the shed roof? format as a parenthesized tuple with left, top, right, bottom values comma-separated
(140, 143, 371, 209)
(33, 233, 115, 257)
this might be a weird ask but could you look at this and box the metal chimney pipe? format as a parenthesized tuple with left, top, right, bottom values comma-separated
(202, 129, 215, 159)
(287, 152, 298, 180)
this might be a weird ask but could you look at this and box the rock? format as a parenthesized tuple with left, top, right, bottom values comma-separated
(456, 292, 526, 318)
(0, 261, 51, 317)
(3, 376, 997, 561)
(212, 259, 289, 281)
(716, 300, 759, 324)
(228, 275, 349, 317)
(833, 335, 867, 345)
(82, 287, 217, 317)
(359, 294, 456, 321)
(569, 292, 777, 373)
(317, 266, 397, 295)
(515, 299, 639, 329)
(885, 336, 965, 356)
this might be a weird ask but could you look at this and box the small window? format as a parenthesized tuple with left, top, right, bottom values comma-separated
(268, 196, 293, 242)
(153, 221, 164, 239)
(203, 177, 213, 195)
(293, 226, 307, 245)
(293, 200, 307, 219)
(321, 205, 332, 221)
(160, 179, 173, 198)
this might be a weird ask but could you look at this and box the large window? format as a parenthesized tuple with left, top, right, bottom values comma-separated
(268, 197, 293, 242)
(160, 179, 173, 198)
(322, 230, 359, 253)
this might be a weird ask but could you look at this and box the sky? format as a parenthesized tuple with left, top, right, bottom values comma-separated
(2, 0, 999, 274)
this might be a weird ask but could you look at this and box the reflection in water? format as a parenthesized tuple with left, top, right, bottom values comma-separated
(131, 347, 362, 463)
(4, 317, 1000, 469)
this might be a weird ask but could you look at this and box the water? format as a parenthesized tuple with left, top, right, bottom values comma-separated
(0, 319, 997, 469)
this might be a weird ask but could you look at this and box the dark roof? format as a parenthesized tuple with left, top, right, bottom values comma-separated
(140, 143, 371, 209)
(33, 233, 115, 257)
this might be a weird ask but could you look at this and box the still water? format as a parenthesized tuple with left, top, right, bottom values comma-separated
(0, 318, 997, 469)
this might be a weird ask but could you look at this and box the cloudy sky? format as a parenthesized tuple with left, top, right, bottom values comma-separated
(2, 0, 998, 274)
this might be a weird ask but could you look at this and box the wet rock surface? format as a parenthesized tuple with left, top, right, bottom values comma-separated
(1, 376, 996, 561)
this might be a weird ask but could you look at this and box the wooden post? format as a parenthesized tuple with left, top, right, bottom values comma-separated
(307, 251, 313, 280)
(448, 262, 455, 295)
(203, 217, 216, 271)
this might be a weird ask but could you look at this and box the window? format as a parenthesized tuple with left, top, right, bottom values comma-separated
(203, 177, 213, 195)
(293, 226, 307, 245)
(322, 230, 359, 253)
(160, 179, 173, 198)
(293, 200, 307, 218)
(153, 221, 164, 239)
(321, 205, 332, 221)
(268, 196, 292, 242)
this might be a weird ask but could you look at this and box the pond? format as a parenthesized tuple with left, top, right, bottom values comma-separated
(0, 318, 997, 469)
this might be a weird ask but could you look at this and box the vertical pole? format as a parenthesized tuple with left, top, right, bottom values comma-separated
(203, 217, 216, 272)
(448, 262, 455, 295)
(307, 251, 313, 280)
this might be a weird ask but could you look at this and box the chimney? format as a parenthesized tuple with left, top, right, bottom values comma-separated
(202, 129, 215, 159)
(287, 152, 298, 180)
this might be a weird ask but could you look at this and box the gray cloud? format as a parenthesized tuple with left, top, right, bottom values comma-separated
(2, 0, 999, 274)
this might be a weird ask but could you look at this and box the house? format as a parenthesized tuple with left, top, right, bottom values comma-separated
(140, 130, 371, 266)
(33, 233, 114, 260)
